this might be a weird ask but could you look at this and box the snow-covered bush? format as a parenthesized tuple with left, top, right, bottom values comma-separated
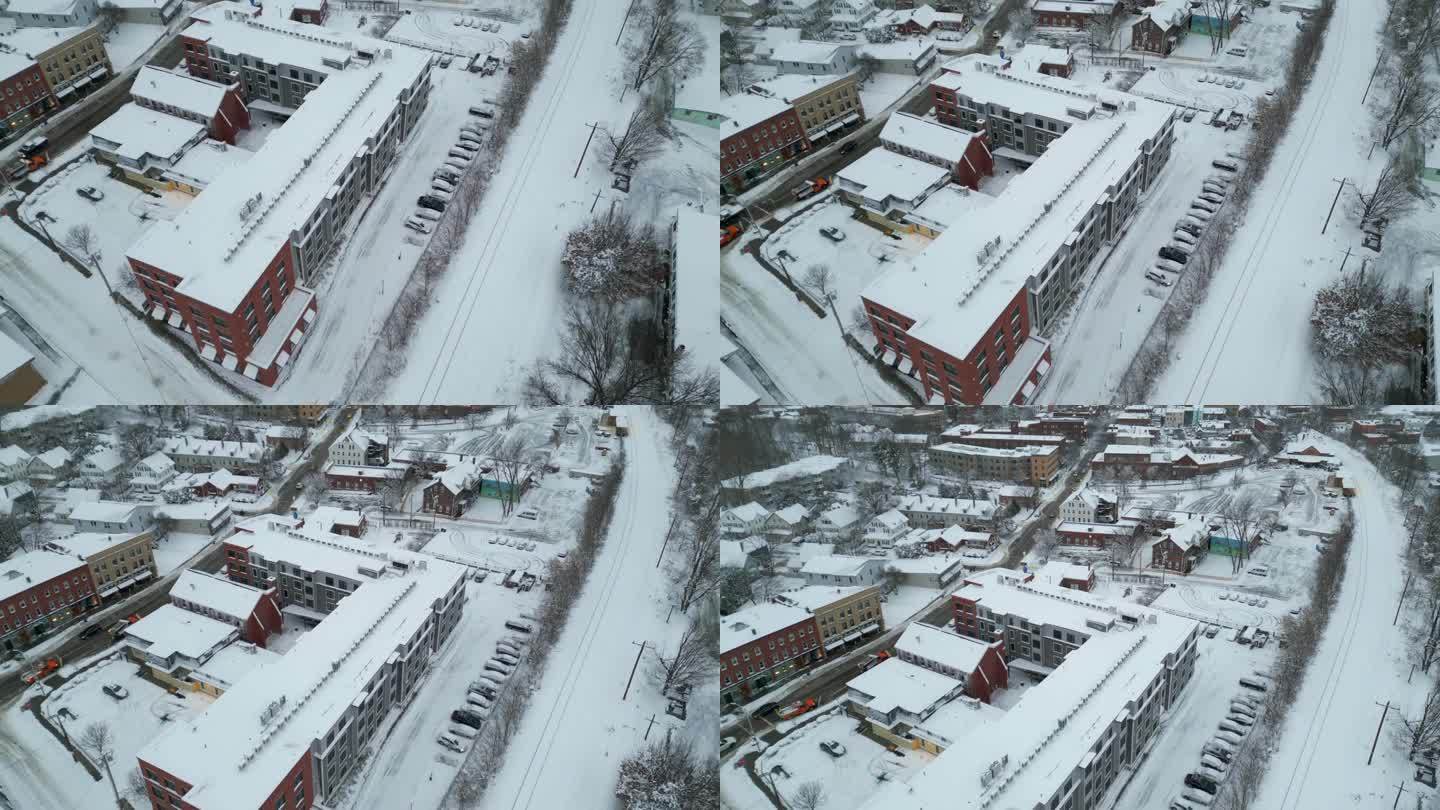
(615, 736, 717, 810)
(560, 209, 663, 300)
(1309, 272, 1418, 366)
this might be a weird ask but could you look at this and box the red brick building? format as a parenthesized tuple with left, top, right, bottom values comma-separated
(720, 604, 824, 704)
(139, 744, 314, 810)
(130, 66, 251, 145)
(422, 476, 471, 518)
(324, 464, 402, 493)
(1031, 0, 1119, 29)
(0, 551, 95, 651)
(169, 569, 284, 648)
(1056, 520, 1142, 548)
(878, 112, 994, 192)
(289, 0, 328, 24)
(0, 62, 53, 134)
(895, 623, 1009, 704)
(1151, 532, 1205, 573)
(720, 100, 810, 195)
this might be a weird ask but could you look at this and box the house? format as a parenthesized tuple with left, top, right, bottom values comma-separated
(330, 428, 390, 467)
(263, 425, 306, 451)
(0, 445, 32, 481)
(89, 103, 209, 185)
(721, 456, 849, 504)
(719, 0, 762, 27)
(835, 149, 954, 226)
(721, 537, 768, 569)
(830, 0, 877, 30)
(0, 482, 36, 517)
(123, 603, 239, 680)
(744, 73, 864, 144)
(190, 468, 261, 498)
(877, 111, 994, 191)
(815, 504, 861, 536)
(846, 657, 967, 741)
(763, 503, 812, 539)
(4, 0, 98, 28)
(996, 485, 1037, 511)
(1011, 44, 1075, 78)
(722, 502, 771, 536)
(773, 585, 885, 650)
(0, 332, 44, 404)
(129, 65, 250, 145)
(1031, 0, 1119, 29)
(1150, 515, 1213, 573)
(896, 493, 996, 529)
(894, 622, 1009, 703)
(1130, 0, 1191, 55)
(887, 555, 967, 588)
(422, 463, 477, 518)
(1056, 520, 1142, 548)
(858, 40, 938, 75)
(78, 447, 125, 483)
(130, 452, 177, 493)
(169, 569, 283, 647)
(106, 0, 183, 23)
(70, 501, 153, 533)
(325, 463, 404, 493)
(307, 505, 365, 537)
(900, 525, 995, 554)
(1034, 560, 1096, 591)
(800, 554, 887, 586)
(27, 447, 71, 485)
(864, 508, 910, 545)
(769, 41, 859, 75)
(161, 436, 264, 473)
(1060, 489, 1116, 524)
(153, 502, 232, 535)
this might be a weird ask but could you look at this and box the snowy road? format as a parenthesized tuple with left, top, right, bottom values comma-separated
(479, 408, 697, 810)
(1153, 0, 1384, 402)
(1254, 441, 1414, 810)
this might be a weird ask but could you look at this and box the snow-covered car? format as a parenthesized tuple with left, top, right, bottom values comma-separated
(1176, 221, 1203, 238)
(444, 158, 470, 171)
(1191, 199, 1219, 214)
(1238, 677, 1268, 693)
(1187, 208, 1215, 223)
(1246, 596, 1260, 606)
(451, 709, 484, 729)
(1199, 192, 1225, 206)
(465, 694, 492, 711)
(1181, 787, 1215, 806)
(437, 733, 466, 753)
(1145, 270, 1172, 286)
(1202, 181, 1228, 195)
(1215, 731, 1244, 748)
(1212, 158, 1239, 172)
(1227, 712, 1254, 726)
(1205, 625, 1220, 638)
(453, 16, 462, 25)
(494, 652, 519, 666)
(76, 186, 104, 202)
(1258, 598, 1269, 607)
(414, 207, 441, 222)
(1156, 258, 1186, 275)
(1205, 173, 1233, 186)
(1185, 773, 1219, 794)
(432, 177, 457, 194)
(453, 141, 479, 155)
(448, 149, 473, 162)
(483, 662, 512, 678)
(470, 681, 499, 697)
(517, 508, 539, 520)
(1219, 720, 1249, 736)
(1182, 108, 1198, 122)
(103, 683, 129, 700)
(486, 658, 516, 674)
(1201, 753, 1230, 772)
(819, 226, 846, 242)
(449, 724, 479, 740)
(819, 740, 846, 757)
(1173, 230, 1198, 246)
(488, 535, 499, 544)
(404, 217, 433, 235)
(1166, 241, 1195, 256)
(504, 634, 529, 647)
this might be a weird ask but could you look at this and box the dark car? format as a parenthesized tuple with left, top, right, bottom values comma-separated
(451, 709, 484, 729)
(1158, 246, 1190, 264)
(839, 141, 858, 155)
(418, 195, 448, 212)
(754, 702, 780, 717)
(78, 624, 102, 640)
(1185, 773, 1219, 794)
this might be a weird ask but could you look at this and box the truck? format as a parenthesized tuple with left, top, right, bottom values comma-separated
(779, 697, 817, 720)
(22, 656, 61, 685)
(791, 176, 829, 201)
(860, 650, 891, 671)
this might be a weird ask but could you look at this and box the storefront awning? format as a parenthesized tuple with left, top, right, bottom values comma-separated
(132, 570, 151, 583)
(98, 586, 118, 598)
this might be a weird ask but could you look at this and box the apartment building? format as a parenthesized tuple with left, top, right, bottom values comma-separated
(1031, 0, 1118, 29)
(1089, 445, 1244, 479)
(15, 24, 111, 107)
(720, 455, 850, 505)
(70, 501, 153, 533)
(719, 89, 811, 194)
(128, 2, 432, 387)
(864, 579, 1198, 810)
(847, 657, 967, 742)
(1055, 520, 1141, 548)
(43, 530, 157, 597)
(130, 65, 250, 144)
(0, 550, 95, 650)
(864, 58, 1174, 405)
(746, 72, 864, 143)
(221, 516, 387, 619)
(3, 0, 97, 28)
(0, 51, 51, 132)
(928, 442, 1061, 485)
(721, 603, 824, 704)
(161, 436, 264, 472)
(169, 569, 283, 647)
(895, 493, 996, 529)
(139, 517, 466, 810)
(941, 426, 1067, 452)
(772, 585, 885, 651)
(329, 427, 389, 467)
(1059, 489, 1116, 524)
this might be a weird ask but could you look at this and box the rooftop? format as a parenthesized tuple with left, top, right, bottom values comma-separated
(721, 455, 848, 489)
(721, 602, 815, 653)
(0, 550, 86, 602)
(190, 641, 282, 691)
(131, 65, 230, 120)
(769, 40, 848, 65)
(124, 603, 237, 661)
(957, 569, 1122, 634)
(800, 554, 878, 577)
(897, 622, 996, 673)
(836, 148, 950, 205)
(674, 208, 720, 369)
(128, 5, 431, 311)
(931, 441, 1053, 459)
(880, 111, 982, 165)
(69, 501, 149, 524)
(90, 103, 205, 164)
(0, 332, 33, 383)
(726, 502, 771, 522)
(848, 657, 963, 716)
(896, 493, 995, 517)
(773, 584, 872, 611)
(45, 531, 146, 559)
(171, 569, 268, 619)
(717, 88, 793, 134)
(139, 549, 464, 810)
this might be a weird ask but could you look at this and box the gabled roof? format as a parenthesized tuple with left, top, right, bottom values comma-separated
(131, 65, 231, 120)
(172, 569, 268, 620)
(726, 501, 771, 523)
(0, 445, 31, 467)
(82, 447, 125, 473)
(133, 452, 175, 474)
(896, 622, 996, 673)
(70, 501, 150, 524)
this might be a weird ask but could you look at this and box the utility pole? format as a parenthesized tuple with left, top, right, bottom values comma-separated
(1396, 574, 1413, 625)
(1322, 178, 1347, 234)
(623, 640, 647, 700)
(615, 0, 638, 45)
(1393, 780, 1409, 810)
(1338, 246, 1351, 277)
(642, 712, 658, 740)
(1370, 700, 1392, 765)
(574, 122, 599, 179)
(588, 187, 605, 213)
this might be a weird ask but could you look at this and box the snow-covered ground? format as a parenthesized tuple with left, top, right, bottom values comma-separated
(103, 22, 168, 69)
(1151, 0, 1387, 402)
(880, 584, 942, 627)
(382, 0, 715, 401)
(151, 530, 216, 575)
(722, 708, 933, 810)
(474, 409, 713, 809)
(0, 218, 231, 403)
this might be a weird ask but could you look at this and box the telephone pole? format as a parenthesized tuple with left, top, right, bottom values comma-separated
(574, 122, 599, 179)
(1370, 700, 1392, 765)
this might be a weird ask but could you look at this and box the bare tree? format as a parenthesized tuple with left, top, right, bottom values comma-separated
(1403, 683, 1440, 758)
(560, 207, 664, 300)
(790, 780, 828, 810)
(801, 263, 849, 340)
(601, 101, 669, 172)
(490, 433, 534, 517)
(125, 768, 148, 804)
(1374, 52, 1440, 149)
(63, 224, 103, 273)
(673, 496, 720, 610)
(1198, 0, 1239, 52)
(1314, 356, 1386, 406)
(1219, 492, 1261, 574)
(1084, 12, 1124, 54)
(625, 0, 704, 92)
(1009, 6, 1036, 45)
(1351, 151, 1422, 226)
(650, 608, 712, 693)
(79, 722, 120, 805)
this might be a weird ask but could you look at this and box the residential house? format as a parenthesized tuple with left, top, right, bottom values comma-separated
(800, 554, 887, 586)
(78, 447, 125, 483)
(722, 502, 771, 536)
(1059, 489, 1116, 524)
(169, 569, 283, 647)
(1130, 0, 1191, 55)
(70, 501, 153, 533)
(877, 111, 994, 190)
(130, 452, 177, 493)
(763, 503, 812, 540)
(894, 622, 1009, 703)
(1034, 560, 1096, 591)
(896, 493, 996, 529)
(864, 508, 910, 545)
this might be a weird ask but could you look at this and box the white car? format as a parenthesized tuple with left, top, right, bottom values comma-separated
(1156, 258, 1186, 274)
(414, 207, 441, 222)
(449, 723, 479, 739)
(488, 536, 498, 544)
(1173, 229, 1198, 246)
(517, 509, 539, 520)
(1191, 199, 1219, 214)
(1188, 207, 1215, 222)
(432, 178, 457, 194)
(1199, 192, 1225, 205)
(1166, 240, 1195, 256)
(404, 217, 433, 234)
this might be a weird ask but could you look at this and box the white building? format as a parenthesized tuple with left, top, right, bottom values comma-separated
(161, 436, 264, 472)
(896, 493, 996, 529)
(864, 508, 910, 544)
(800, 554, 886, 586)
(69, 501, 153, 533)
(329, 427, 390, 468)
(815, 504, 861, 536)
(769, 41, 858, 75)
(124, 603, 239, 674)
(830, 0, 877, 30)
(130, 452, 177, 493)
(0, 446, 32, 481)
(895, 622, 1006, 682)
(846, 657, 966, 733)
(722, 502, 771, 536)
(4, 0, 97, 28)
(1059, 489, 1115, 524)
(77, 447, 125, 483)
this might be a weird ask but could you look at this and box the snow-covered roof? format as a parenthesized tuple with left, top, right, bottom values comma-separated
(717, 88, 793, 133)
(932, 441, 1049, 459)
(153, 501, 229, 522)
(70, 501, 149, 524)
(801, 554, 877, 577)
(887, 555, 964, 575)
(81, 447, 124, 473)
(866, 58, 1171, 359)
(899, 525, 992, 548)
(858, 39, 935, 63)
(3, 0, 81, 15)
(721, 455, 848, 489)
(33, 446, 71, 468)
(957, 569, 1121, 634)
(897, 622, 994, 672)
(1035, 560, 1093, 584)
(162, 436, 263, 461)
(745, 71, 855, 105)
(124, 603, 237, 660)
(0, 482, 32, 515)
(309, 505, 363, 529)
(880, 111, 980, 165)
(981, 336, 1051, 406)
(139, 552, 464, 810)
(860, 598, 1195, 810)
(720, 538, 765, 567)
(726, 502, 771, 523)
(133, 451, 175, 474)
(171, 569, 268, 619)
(163, 139, 255, 189)
(131, 65, 230, 120)
(720, 602, 815, 653)
(189, 641, 281, 691)
(772, 503, 811, 524)
(770, 40, 848, 65)
(1031, 0, 1116, 13)
(0, 330, 33, 382)
(836, 148, 950, 205)
(896, 493, 995, 518)
(46, 531, 146, 559)
(264, 425, 305, 439)
(998, 484, 1035, 498)
(847, 657, 963, 715)
(89, 102, 206, 164)
(773, 584, 872, 611)
(905, 182, 994, 232)
(0, 445, 31, 467)
(1055, 521, 1138, 536)
(1142, 0, 1190, 29)
(869, 508, 908, 530)
(128, 5, 432, 312)
(818, 504, 860, 527)
(674, 208, 720, 370)
(0, 551, 85, 601)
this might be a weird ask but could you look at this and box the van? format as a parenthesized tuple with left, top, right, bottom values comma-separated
(1212, 158, 1239, 172)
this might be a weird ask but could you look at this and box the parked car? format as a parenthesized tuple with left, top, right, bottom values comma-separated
(1166, 241, 1195, 256)
(819, 226, 846, 242)
(1182, 108, 1198, 122)
(418, 194, 447, 213)
(1219, 720, 1249, 737)
(1212, 158, 1239, 172)
(449, 723, 478, 739)
(1176, 220, 1203, 237)
(484, 661, 513, 677)
(1199, 192, 1225, 205)
(76, 186, 104, 202)
(404, 217, 433, 234)
(1173, 229, 1198, 246)
(469, 105, 496, 118)
(1202, 743, 1233, 763)
(467, 690, 493, 707)
(1188, 208, 1215, 222)
(451, 709, 484, 729)
(1201, 753, 1230, 773)
(1156, 258, 1186, 274)
(839, 141, 858, 155)
(819, 740, 846, 757)
(1145, 270, 1173, 286)
(1191, 199, 1219, 214)
(1181, 788, 1215, 806)
(436, 733, 465, 753)
(414, 207, 442, 223)
(470, 681, 498, 698)
(1239, 677, 1269, 692)
(78, 624, 103, 640)
(1186, 773, 1220, 794)
(1206, 173, 1233, 186)
(1226, 712, 1254, 727)
(517, 508, 539, 520)
(432, 177, 457, 194)
(494, 652, 519, 666)
(103, 683, 129, 700)
(1205, 625, 1220, 638)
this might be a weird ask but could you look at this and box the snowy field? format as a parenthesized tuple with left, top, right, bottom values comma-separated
(880, 584, 942, 627)
(723, 709, 933, 810)
(857, 72, 927, 120)
(102, 22, 168, 70)
(151, 530, 216, 575)
(383, 8, 519, 59)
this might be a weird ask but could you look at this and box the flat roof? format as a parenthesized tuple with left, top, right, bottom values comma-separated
(770, 40, 846, 65)
(0, 551, 86, 602)
(70, 501, 148, 523)
(91, 102, 205, 163)
(837, 148, 950, 204)
(128, 5, 431, 311)
(716, 89, 793, 134)
(880, 112, 980, 165)
(125, 603, 237, 660)
(957, 569, 1121, 634)
(773, 584, 872, 611)
(722, 455, 848, 489)
(46, 531, 145, 558)
(897, 623, 995, 673)
(190, 641, 282, 690)
(674, 208, 720, 370)
(932, 442, 1054, 459)
(139, 551, 464, 810)
(721, 602, 814, 653)
(864, 57, 1172, 359)
(848, 657, 962, 716)
(800, 554, 877, 577)
(172, 569, 267, 619)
